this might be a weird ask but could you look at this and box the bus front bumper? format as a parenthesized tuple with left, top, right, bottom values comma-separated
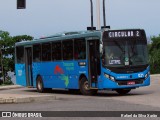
(100, 76, 150, 90)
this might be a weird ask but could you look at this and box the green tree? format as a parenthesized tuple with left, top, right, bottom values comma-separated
(148, 34, 160, 74)
(0, 30, 33, 83)
(0, 30, 11, 83)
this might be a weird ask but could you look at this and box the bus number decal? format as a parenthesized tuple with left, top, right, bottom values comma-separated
(138, 73, 144, 78)
(136, 31, 140, 37)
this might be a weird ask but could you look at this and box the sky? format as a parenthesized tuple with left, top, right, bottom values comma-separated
(0, 0, 160, 39)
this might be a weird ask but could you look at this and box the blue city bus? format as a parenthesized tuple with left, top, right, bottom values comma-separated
(15, 29, 150, 95)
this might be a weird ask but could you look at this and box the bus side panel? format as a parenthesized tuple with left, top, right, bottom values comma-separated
(41, 61, 81, 89)
(43, 62, 67, 89)
(32, 62, 68, 89)
(15, 64, 27, 86)
(67, 60, 88, 89)
(32, 61, 88, 89)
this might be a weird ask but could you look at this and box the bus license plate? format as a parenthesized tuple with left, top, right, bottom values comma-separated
(127, 81, 135, 85)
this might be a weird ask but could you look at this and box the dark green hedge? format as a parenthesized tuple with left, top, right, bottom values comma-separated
(148, 35, 160, 74)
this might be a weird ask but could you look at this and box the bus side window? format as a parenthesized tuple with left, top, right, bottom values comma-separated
(62, 40, 73, 60)
(33, 44, 41, 62)
(16, 46, 24, 63)
(42, 43, 51, 61)
(74, 39, 86, 60)
(52, 42, 62, 61)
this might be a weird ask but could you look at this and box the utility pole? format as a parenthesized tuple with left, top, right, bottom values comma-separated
(96, 0, 101, 30)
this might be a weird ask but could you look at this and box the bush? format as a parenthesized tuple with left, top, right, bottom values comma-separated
(0, 79, 3, 85)
(3, 76, 13, 85)
(149, 35, 160, 74)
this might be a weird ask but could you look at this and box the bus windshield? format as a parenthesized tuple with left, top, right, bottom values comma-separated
(103, 39, 148, 67)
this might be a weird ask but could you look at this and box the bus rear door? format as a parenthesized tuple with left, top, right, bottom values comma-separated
(24, 47, 33, 87)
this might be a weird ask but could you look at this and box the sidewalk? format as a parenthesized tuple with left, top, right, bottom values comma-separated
(0, 93, 56, 104)
(0, 85, 23, 90)
(150, 74, 160, 76)
(0, 85, 56, 104)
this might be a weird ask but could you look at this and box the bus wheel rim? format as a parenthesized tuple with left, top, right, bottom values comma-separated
(38, 80, 42, 90)
(84, 81, 89, 90)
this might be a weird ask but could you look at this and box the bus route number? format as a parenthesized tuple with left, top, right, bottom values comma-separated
(136, 31, 140, 37)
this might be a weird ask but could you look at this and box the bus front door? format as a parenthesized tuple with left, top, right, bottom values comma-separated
(88, 40, 100, 89)
(25, 47, 33, 87)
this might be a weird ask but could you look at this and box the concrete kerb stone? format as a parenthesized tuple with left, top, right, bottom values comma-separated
(0, 95, 56, 104)
(0, 97, 15, 104)
(0, 85, 23, 90)
(0, 85, 56, 104)
(15, 95, 57, 103)
(150, 74, 160, 77)
(0, 98, 5, 104)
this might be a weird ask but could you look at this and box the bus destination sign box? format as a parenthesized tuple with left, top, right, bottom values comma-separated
(108, 30, 141, 38)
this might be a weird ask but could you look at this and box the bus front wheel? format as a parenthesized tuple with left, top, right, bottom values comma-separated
(80, 77, 97, 95)
(115, 89, 131, 95)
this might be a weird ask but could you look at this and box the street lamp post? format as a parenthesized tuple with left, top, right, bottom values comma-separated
(90, 0, 94, 30)
(96, 0, 101, 30)
(103, 0, 106, 27)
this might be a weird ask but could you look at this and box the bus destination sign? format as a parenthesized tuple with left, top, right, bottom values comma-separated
(108, 30, 141, 38)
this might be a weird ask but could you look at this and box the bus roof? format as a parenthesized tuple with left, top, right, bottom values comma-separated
(15, 30, 102, 46)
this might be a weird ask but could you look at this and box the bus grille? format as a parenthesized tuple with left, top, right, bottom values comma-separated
(115, 78, 144, 86)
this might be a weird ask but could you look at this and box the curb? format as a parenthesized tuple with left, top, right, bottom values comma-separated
(0, 85, 57, 104)
(0, 95, 56, 104)
(0, 85, 23, 90)
(150, 74, 160, 77)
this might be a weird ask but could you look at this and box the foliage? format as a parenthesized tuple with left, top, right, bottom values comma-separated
(0, 76, 13, 86)
(3, 76, 13, 85)
(0, 30, 33, 83)
(148, 34, 160, 74)
(0, 79, 3, 85)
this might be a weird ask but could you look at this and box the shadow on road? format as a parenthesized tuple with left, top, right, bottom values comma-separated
(22, 88, 154, 98)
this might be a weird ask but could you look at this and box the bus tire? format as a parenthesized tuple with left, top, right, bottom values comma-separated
(115, 89, 131, 95)
(80, 77, 97, 95)
(36, 76, 45, 93)
(36, 76, 52, 93)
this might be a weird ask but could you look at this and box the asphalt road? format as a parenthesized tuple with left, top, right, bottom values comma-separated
(0, 75, 160, 120)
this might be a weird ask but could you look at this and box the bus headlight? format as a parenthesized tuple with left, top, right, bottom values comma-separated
(110, 76, 115, 81)
(145, 71, 150, 79)
(104, 73, 115, 81)
(104, 73, 109, 79)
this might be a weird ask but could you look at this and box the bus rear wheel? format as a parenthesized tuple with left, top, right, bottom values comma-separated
(115, 89, 131, 95)
(36, 76, 44, 93)
(36, 76, 52, 93)
(80, 77, 97, 95)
